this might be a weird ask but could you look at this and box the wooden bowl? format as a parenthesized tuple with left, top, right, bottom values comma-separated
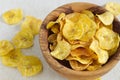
(39, 2, 120, 80)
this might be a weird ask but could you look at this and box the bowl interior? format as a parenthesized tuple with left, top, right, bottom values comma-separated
(39, 2, 120, 80)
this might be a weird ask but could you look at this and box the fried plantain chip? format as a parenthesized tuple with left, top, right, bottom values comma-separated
(81, 10, 94, 20)
(2, 49, 23, 67)
(96, 27, 119, 50)
(21, 16, 42, 35)
(69, 60, 91, 71)
(51, 39, 71, 60)
(105, 2, 120, 16)
(66, 55, 92, 64)
(0, 40, 14, 56)
(48, 34, 57, 43)
(65, 12, 81, 23)
(97, 11, 114, 25)
(17, 56, 42, 77)
(2, 9, 23, 24)
(90, 39, 109, 64)
(87, 60, 102, 71)
(12, 29, 34, 48)
(62, 19, 84, 41)
(46, 13, 65, 29)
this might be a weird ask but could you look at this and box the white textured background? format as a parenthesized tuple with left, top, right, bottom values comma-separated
(0, 0, 120, 80)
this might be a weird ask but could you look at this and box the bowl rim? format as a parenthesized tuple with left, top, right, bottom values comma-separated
(39, 2, 120, 77)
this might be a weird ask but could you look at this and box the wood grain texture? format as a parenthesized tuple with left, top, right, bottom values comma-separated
(39, 2, 120, 80)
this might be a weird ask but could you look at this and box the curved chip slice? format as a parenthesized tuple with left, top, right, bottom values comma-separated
(17, 56, 42, 77)
(90, 39, 109, 64)
(51, 39, 71, 60)
(46, 13, 65, 29)
(48, 34, 57, 43)
(81, 10, 94, 20)
(21, 16, 42, 35)
(97, 11, 114, 25)
(65, 12, 81, 23)
(87, 60, 102, 71)
(2, 9, 23, 24)
(12, 30, 34, 48)
(0, 40, 14, 56)
(2, 49, 23, 67)
(105, 2, 120, 16)
(66, 47, 97, 64)
(62, 19, 84, 41)
(69, 60, 90, 71)
(96, 27, 119, 50)
(66, 55, 92, 64)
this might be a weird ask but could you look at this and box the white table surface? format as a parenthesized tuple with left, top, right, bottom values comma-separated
(0, 0, 120, 80)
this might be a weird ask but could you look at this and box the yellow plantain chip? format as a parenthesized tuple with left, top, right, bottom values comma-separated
(62, 19, 84, 41)
(48, 34, 57, 51)
(51, 39, 71, 60)
(46, 21, 56, 29)
(0, 40, 14, 56)
(105, 2, 120, 16)
(21, 16, 42, 35)
(95, 16, 113, 30)
(46, 13, 65, 29)
(66, 55, 92, 64)
(2, 9, 23, 25)
(12, 30, 34, 48)
(51, 24, 60, 33)
(65, 13, 95, 41)
(69, 60, 91, 71)
(87, 60, 102, 71)
(17, 56, 42, 77)
(2, 49, 23, 67)
(71, 42, 89, 50)
(87, 64, 102, 71)
(65, 12, 81, 23)
(49, 41, 57, 51)
(70, 47, 96, 58)
(96, 27, 119, 50)
(48, 34, 57, 43)
(90, 39, 109, 64)
(81, 10, 94, 20)
(97, 11, 114, 25)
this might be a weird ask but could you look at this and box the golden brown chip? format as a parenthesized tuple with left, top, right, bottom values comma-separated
(70, 47, 95, 58)
(49, 41, 57, 51)
(66, 55, 92, 64)
(2, 9, 23, 24)
(87, 60, 102, 71)
(48, 34, 57, 43)
(69, 60, 91, 71)
(0, 40, 14, 56)
(51, 24, 60, 33)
